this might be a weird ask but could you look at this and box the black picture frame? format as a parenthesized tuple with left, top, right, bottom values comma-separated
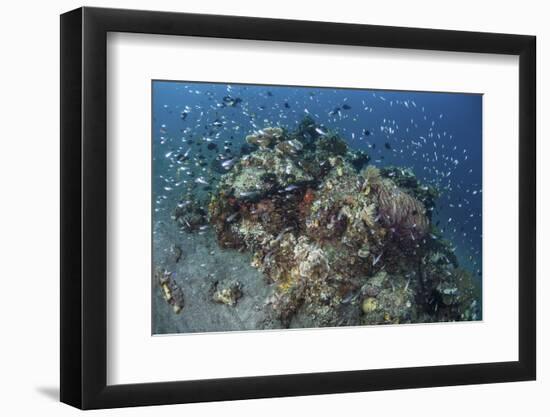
(60, 6, 536, 410)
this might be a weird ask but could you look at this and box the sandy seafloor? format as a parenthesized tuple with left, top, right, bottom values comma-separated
(152, 209, 276, 334)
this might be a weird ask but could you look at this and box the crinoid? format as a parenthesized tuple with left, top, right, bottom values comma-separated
(371, 176, 430, 243)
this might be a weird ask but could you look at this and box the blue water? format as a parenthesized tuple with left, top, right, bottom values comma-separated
(152, 80, 482, 280)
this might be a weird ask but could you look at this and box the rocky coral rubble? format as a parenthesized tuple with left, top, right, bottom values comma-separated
(210, 279, 243, 306)
(207, 118, 480, 328)
(172, 199, 208, 232)
(156, 268, 185, 314)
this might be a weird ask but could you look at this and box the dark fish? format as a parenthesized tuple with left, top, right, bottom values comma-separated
(266, 91, 273, 96)
(342, 104, 352, 110)
(240, 143, 256, 156)
(363, 129, 371, 136)
(284, 102, 290, 109)
(207, 143, 218, 151)
(222, 96, 242, 107)
(372, 143, 376, 149)
(180, 111, 188, 120)
(384, 142, 392, 150)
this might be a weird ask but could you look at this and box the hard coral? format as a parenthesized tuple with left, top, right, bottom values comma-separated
(245, 127, 284, 148)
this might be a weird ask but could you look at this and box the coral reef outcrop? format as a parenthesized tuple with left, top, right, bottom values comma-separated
(206, 119, 480, 328)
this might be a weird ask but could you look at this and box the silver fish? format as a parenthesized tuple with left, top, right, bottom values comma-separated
(221, 158, 237, 169)
(315, 127, 327, 136)
(226, 212, 239, 223)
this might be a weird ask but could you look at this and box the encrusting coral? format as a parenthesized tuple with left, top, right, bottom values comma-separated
(206, 118, 480, 328)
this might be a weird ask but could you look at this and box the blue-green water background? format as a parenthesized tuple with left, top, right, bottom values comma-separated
(152, 81, 482, 281)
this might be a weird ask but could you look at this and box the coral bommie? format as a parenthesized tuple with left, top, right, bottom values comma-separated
(206, 119, 480, 328)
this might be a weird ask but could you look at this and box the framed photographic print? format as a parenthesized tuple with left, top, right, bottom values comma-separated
(60, 6, 536, 409)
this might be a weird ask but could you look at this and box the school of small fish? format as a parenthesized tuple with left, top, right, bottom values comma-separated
(153, 82, 482, 277)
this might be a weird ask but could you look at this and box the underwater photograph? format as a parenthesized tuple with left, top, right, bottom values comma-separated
(152, 80, 482, 334)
